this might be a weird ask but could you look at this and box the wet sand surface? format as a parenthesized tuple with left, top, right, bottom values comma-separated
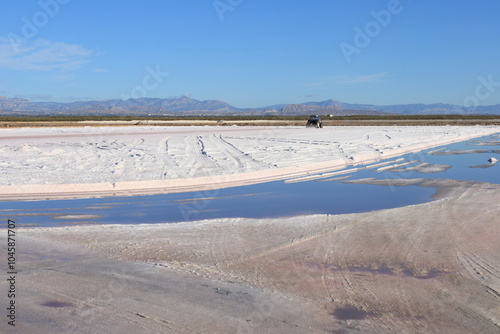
(5, 182, 500, 333)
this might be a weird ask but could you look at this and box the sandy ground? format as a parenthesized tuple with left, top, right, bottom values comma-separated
(3, 182, 499, 333)
(0, 125, 498, 200)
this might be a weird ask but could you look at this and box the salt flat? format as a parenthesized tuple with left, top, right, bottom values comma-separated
(0, 125, 498, 199)
(2, 125, 500, 333)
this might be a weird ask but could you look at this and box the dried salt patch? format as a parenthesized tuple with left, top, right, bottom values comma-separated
(284, 174, 328, 183)
(284, 168, 359, 183)
(427, 147, 447, 154)
(377, 160, 418, 172)
(53, 214, 103, 220)
(41, 148, 67, 156)
(364, 158, 405, 169)
(20, 145, 40, 152)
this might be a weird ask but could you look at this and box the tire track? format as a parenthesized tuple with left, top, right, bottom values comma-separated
(225, 136, 340, 147)
(208, 134, 270, 172)
(181, 135, 219, 177)
(458, 251, 500, 300)
(154, 137, 179, 179)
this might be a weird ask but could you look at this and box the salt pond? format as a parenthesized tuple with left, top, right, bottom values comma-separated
(2, 134, 499, 227)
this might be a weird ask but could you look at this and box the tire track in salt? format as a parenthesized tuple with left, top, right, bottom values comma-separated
(182, 135, 219, 178)
(208, 134, 269, 172)
(153, 137, 179, 180)
(449, 189, 500, 302)
(224, 135, 342, 167)
(443, 187, 500, 331)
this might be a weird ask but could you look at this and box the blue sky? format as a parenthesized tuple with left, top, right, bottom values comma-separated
(1, 0, 499, 108)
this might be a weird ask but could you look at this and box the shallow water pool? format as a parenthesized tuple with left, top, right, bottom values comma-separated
(1, 133, 498, 227)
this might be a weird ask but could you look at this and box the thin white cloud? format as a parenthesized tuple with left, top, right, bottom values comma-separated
(0, 38, 92, 72)
(306, 72, 389, 87)
(334, 72, 389, 85)
(93, 68, 107, 73)
(15, 94, 53, 101)
(61, 96, 93, 102)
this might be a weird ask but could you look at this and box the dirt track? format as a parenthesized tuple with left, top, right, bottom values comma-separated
(1, 118, 500, 128)
(7, 183, 500, 333)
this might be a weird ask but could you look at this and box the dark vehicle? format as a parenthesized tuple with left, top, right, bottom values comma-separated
(306, 115, 323, 128)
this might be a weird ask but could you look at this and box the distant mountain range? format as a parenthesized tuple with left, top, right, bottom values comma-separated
(1, 96, 499, 116)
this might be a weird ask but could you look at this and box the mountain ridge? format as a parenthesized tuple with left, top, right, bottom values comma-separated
(1, 96, 499, 116)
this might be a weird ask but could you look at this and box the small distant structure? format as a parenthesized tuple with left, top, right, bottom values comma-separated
(488, 157, 498, 163)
